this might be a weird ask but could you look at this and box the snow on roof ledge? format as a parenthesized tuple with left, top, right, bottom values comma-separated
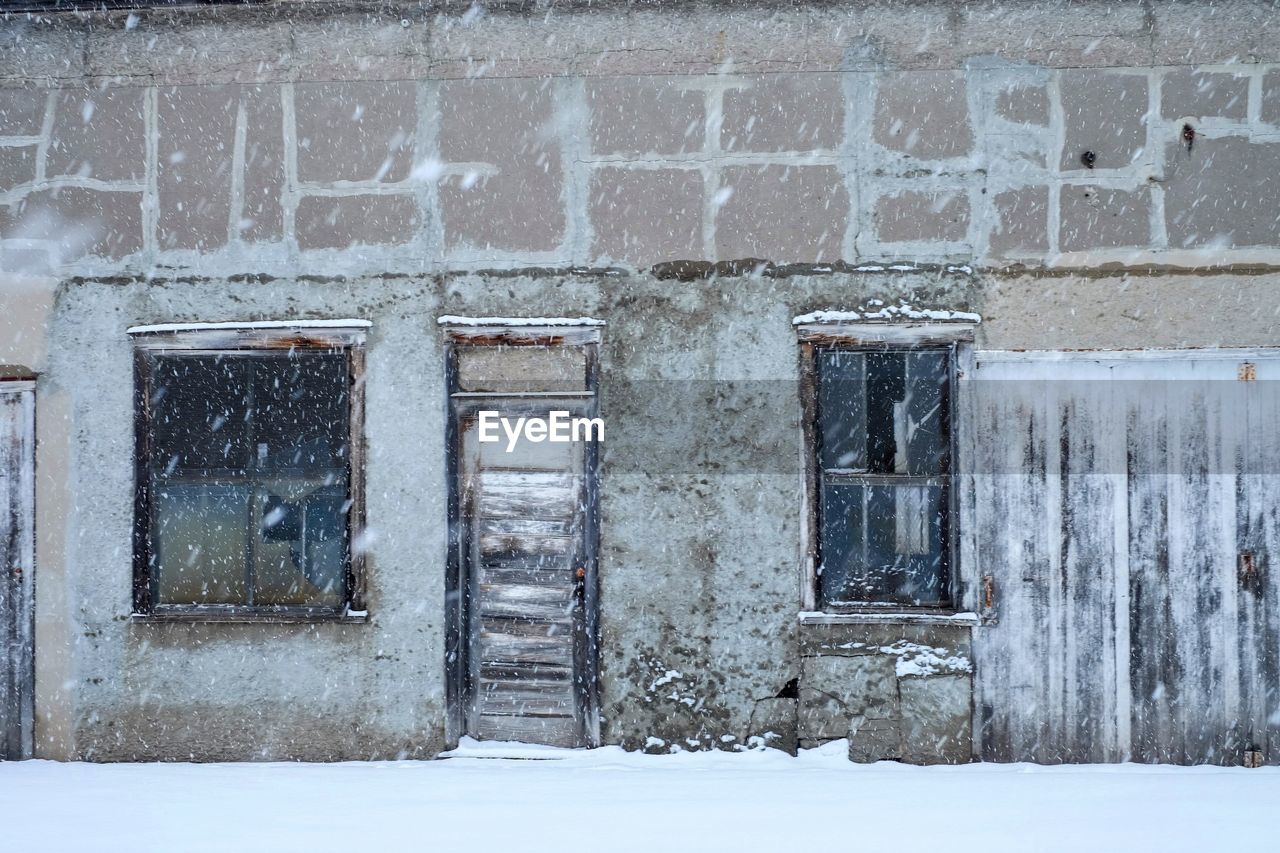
(437, 315, 606, 327)
(793, 306, 982, 325)
(128, 319, 371, 334)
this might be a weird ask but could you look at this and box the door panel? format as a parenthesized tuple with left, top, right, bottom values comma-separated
(459, 403, 592, 747)
(970, 354, 1279, 764)
(1, 384, 35, 760)
(446, 332, 600, 749)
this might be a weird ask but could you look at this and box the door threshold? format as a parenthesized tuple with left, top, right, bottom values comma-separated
(441, 737, 579, 760)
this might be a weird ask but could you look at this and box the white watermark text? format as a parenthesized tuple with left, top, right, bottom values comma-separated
(478, 410, 604, 452)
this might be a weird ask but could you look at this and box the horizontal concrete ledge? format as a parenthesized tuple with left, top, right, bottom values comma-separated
(7, 0, 1280, 86)
(126, 318, 372, 334)
(799, 611, 981, 627)
(437, 315, 606, 327)
(130, 611, 369, 625)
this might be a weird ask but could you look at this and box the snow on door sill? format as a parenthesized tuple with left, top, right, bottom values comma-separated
(440, 737, 579, 760)
(799, 611, 980, 626)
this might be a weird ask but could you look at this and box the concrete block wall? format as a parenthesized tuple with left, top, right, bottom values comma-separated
(5, 62, 1280, 277)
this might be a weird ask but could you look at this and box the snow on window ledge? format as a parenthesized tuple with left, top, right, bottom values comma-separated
(130, 608, 369, 624)
(437, 315, 606, 327)
(127, 319, 372, 335)
(798, 611, 981, 627)
(792, 305, 981, 325)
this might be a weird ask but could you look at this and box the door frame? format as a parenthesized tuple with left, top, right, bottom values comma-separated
(443, 324, 602, 748)
(1, 379, 35, 760)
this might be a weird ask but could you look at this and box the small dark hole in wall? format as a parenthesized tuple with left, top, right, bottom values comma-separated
(1080, 150, 1096, 169)
(776, 677, 799, 699)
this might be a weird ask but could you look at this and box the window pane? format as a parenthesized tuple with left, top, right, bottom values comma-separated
(252, 352, 349, 474)
(252, 480, 348, 607)
(817, 350, 867, 470)
(817, 348, 950, 476)
(150, 356, 251, 473)
(863, 352, 904, 473)
(819, 482, 949, 606)
(152, 482, 250, 605)
(902, 350, 950, 476)
(142, 346, 353, 612)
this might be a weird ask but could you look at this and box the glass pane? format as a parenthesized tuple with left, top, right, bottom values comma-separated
(145, 348, 353, 611)
(153, 482, 250, 605)
(252, 352, 349, 474)
(819, 482, 949, 606)
(864, 352, 904, 473)
(817, 348, 950, 476)
(252, 480, 347, 607)
(903, 350, 950, 476)
(817, 350, 866, 470)
(150, 356, 251, 473)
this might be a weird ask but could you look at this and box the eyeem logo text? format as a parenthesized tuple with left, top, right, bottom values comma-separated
(478, 410, 604, 452)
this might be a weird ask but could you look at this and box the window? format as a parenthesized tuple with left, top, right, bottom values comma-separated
(801, 327, 966, 611)
(131, 323, 366, 620)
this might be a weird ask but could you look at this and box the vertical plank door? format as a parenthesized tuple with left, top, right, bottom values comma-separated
(970, 352, 1276, 765)
(460, 406, 589, 746)
(446, 332, 601, 748)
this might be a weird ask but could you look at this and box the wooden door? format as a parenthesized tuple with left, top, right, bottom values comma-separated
(1, 382, 35, 760)
(969, 352, 1280, 764)
(446, 333, 600, 748)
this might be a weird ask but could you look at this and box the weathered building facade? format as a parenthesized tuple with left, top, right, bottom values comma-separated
(1, 0, 1278, 764)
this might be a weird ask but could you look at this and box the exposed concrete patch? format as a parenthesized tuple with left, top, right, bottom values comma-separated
(746, 697, 799, 756)
(900, 674, 973, 765)
(800, 654, 899, 742)
(848, 717, 899, 763)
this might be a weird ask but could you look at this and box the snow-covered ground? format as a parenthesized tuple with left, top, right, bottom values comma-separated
(3, 740, 1277, 852)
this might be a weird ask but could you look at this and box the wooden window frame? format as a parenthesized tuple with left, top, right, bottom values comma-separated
(1, 379, 36, 759)
(0, 2, 264, 11)
(798, 321, 975, 616)
(129, 323, 368, 624)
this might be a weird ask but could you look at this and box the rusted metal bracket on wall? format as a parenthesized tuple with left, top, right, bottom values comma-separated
(980, 574, 998, 626)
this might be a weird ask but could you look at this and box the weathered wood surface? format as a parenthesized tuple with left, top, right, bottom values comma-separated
(1242, 369, 1280, 765)
(476, 470, 577, 519)
(1, 386, 35, 760)
(475, 713, 579, 747)
(970, 355, 1279, 765)
(480, 533, 573, 558)
(463, 421, 586, 746)
(457, 346, 588, 393)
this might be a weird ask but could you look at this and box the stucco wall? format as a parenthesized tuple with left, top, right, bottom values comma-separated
(41, 265, 1279, 760)
(3, 1, 1280, 760)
